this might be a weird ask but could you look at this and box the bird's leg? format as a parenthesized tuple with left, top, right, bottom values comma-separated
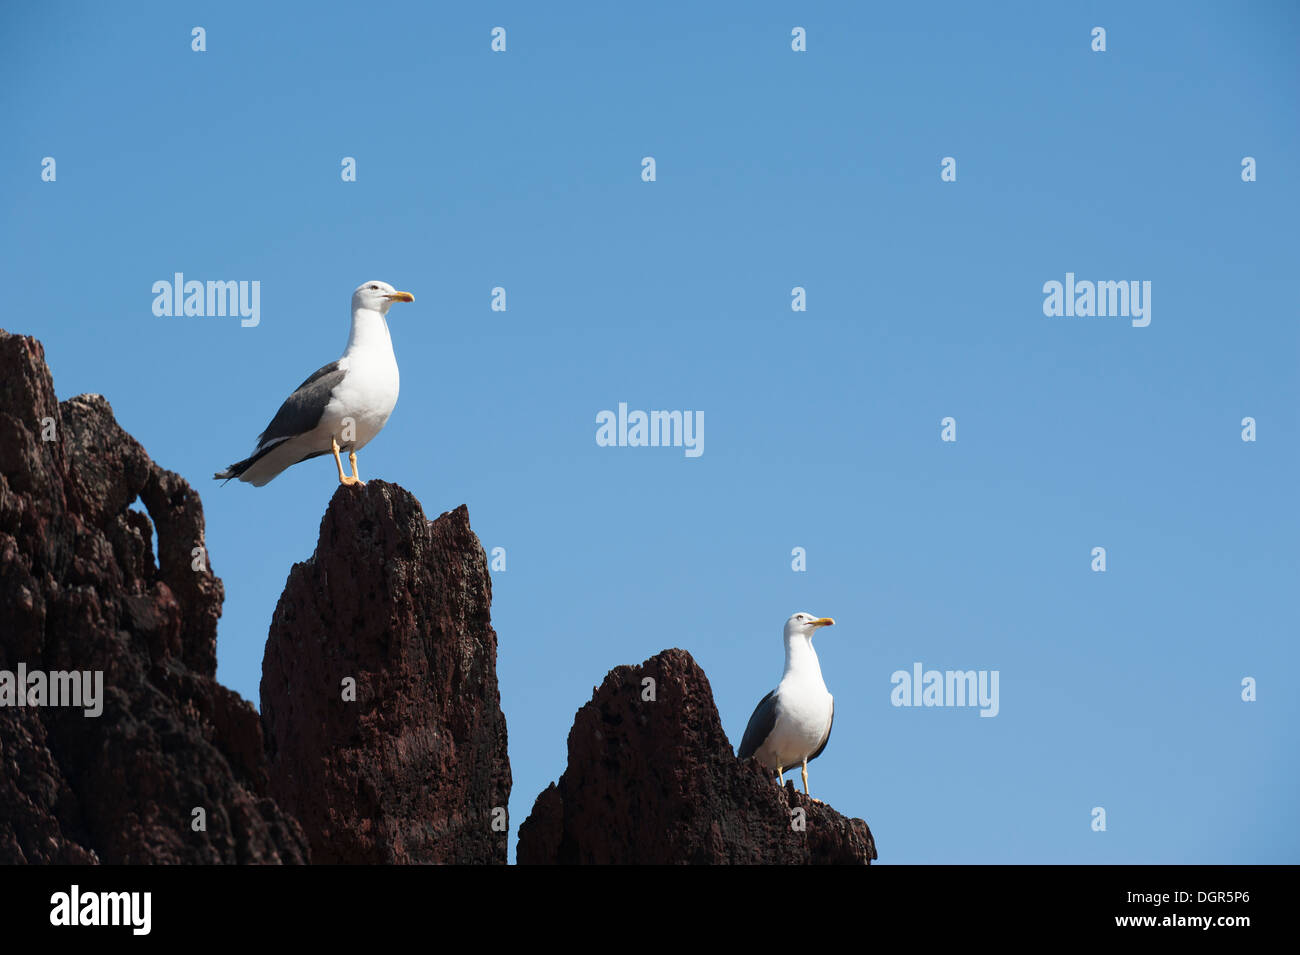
(331, 438, 345, 481)
(802, 759, 823, 803)
(349, 451, 361, 483)
(776, 765, 784, 786)
(332, 438, 361, 486)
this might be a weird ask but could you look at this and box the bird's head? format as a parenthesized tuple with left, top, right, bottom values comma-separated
(784, 612, 835, 645)
(352, 280, 415, 315)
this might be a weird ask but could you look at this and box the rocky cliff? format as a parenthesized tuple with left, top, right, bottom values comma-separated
(260, 485, 511, 864)
(1, 328, 875, 866)
(517, 648, 877, 864)
(0, 330, 308, 863)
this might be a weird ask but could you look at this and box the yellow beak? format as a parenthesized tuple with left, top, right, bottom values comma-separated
(385, 291, 415, 303)
(812, 617, 835, 628)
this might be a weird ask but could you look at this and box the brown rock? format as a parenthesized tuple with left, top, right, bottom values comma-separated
(0, 329, 308, 864)
(517, 648, 878, 864)
(260, 485, 511, 864)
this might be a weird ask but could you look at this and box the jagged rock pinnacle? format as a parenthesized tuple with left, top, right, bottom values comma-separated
(260, 482, 512, 864)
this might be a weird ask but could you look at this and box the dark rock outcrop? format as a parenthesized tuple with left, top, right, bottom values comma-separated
(0, 330, 308, 863)
(260, 485, 511, 864)
(2, 327, 873, 867)
(517, 648, 877, 864)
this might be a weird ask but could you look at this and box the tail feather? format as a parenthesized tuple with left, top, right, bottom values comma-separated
(214, 445, 275, 484)
(214, 442, 330, 485)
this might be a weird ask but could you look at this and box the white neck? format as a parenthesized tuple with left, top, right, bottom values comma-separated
(344, 306, 394, 358)
(783, 634, 826, 684)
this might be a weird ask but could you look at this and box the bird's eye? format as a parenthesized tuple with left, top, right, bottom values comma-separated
(369, 284, 378, 290)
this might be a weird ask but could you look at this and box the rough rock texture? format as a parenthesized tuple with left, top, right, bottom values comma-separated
(0, 329, 309, 863)
(261, 485, 511, 864)
(517, 648, 877, 864)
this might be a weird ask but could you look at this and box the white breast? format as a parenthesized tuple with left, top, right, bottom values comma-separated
(324, 348, 400, 450)
(760, 676, 833, 769)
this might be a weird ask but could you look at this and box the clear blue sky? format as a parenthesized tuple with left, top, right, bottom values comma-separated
(3, 1, 1296, 864)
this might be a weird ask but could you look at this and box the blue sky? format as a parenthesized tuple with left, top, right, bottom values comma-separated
(3, 1, 1296, 863)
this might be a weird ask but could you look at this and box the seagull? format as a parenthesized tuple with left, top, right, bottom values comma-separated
(215, 280, 414, 487)
(737, 613, 837, 799)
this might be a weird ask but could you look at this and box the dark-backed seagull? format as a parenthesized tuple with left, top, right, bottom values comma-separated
(215, 280, 414, 487)
(737, 613, 837, 798)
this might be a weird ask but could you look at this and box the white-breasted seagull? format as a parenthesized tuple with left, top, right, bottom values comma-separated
(737, 613, 837, 799)
(215, 280, 414, 487)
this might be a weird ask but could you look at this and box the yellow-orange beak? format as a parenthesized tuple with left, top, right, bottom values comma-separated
(811, 617, 835, 628)
(385, 290, 414, 303)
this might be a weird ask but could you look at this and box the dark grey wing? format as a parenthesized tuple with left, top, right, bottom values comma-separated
(254, 360, 346, 450)
(808, 696, 834, 763)
(737, 689, 778, 759)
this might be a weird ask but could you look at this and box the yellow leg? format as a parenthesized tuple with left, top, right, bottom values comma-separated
(332, 438, 362, 486)
(803, 759, 822, 802)
(776, 764, 784, 786)
(349, 451, 360, 483)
